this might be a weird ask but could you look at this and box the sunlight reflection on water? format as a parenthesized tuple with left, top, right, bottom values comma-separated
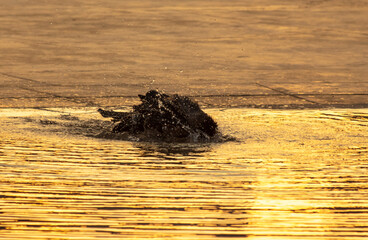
(0, 108, 367, 239)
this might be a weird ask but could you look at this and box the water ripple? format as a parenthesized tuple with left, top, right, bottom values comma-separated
(0, 108, 367, 239)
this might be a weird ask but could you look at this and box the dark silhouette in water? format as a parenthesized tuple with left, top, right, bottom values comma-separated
(98, 90, 219, 142)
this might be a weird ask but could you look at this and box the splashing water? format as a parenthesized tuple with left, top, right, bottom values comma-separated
(0, 108, 367, 239)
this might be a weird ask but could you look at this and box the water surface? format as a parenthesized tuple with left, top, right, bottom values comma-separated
(1, 108, 367, 239)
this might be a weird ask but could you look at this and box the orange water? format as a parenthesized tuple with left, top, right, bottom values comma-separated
(0, 108, 367, 239)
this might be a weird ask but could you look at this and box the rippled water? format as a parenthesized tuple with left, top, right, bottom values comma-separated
(1, 108, 368, 239)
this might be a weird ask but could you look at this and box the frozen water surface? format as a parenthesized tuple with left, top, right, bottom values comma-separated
(0, 108, 367, 239)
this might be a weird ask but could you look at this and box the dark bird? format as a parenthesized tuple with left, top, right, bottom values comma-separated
(98, 90, 219, 142)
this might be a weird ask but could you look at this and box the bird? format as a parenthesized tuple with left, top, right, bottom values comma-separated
(98, 90, 218, 142)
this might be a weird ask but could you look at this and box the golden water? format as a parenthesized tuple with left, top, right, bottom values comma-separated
(0, 108, 367, 239)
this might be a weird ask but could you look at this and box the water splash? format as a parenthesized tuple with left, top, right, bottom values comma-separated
(0, 108, 367, 239)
